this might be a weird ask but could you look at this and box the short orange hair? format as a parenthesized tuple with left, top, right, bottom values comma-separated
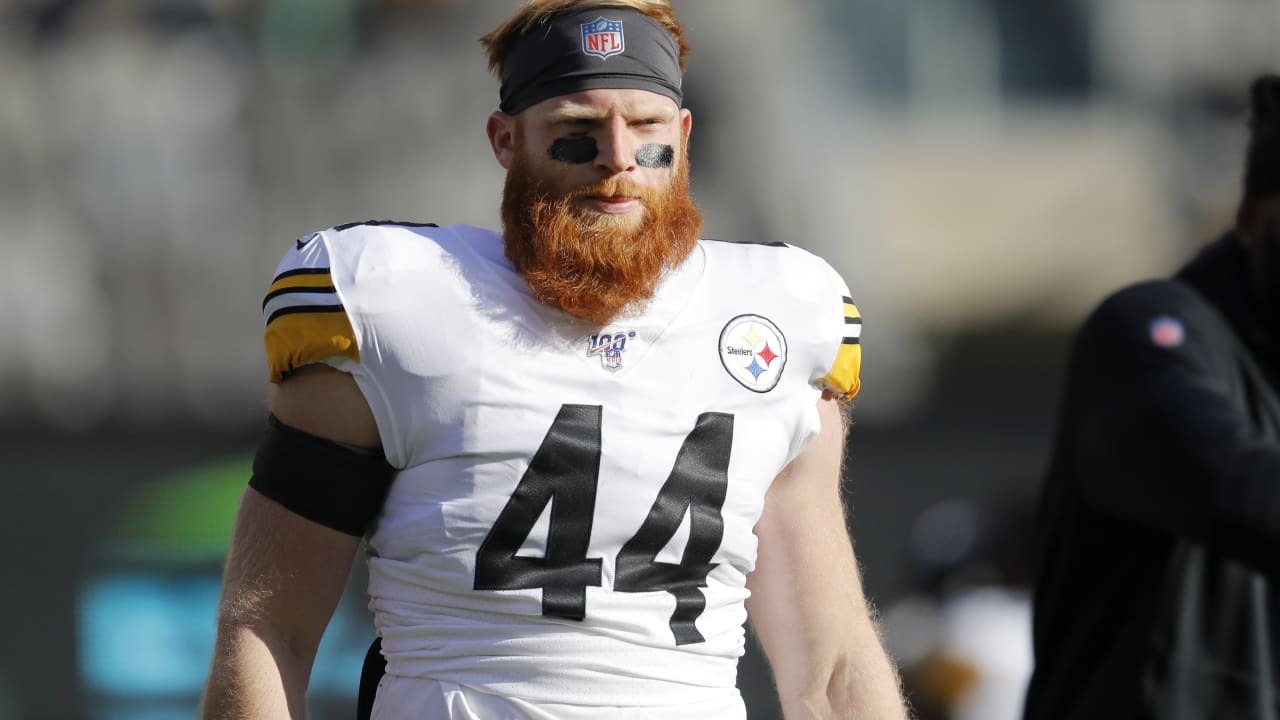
(480, 0, 691, 79)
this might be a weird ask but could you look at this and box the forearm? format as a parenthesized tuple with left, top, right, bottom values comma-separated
(201, 623, 311, 720)
(777, 619, 908, 720)
(201, 487, 362, 718)
(754, 398, 910, 719)
(827, 622, 909, 719)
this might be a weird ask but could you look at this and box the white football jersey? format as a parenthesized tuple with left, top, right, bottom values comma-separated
(262, 222, 862, 716)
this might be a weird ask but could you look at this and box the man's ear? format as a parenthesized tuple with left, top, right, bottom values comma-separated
(487, 111, 517, 170)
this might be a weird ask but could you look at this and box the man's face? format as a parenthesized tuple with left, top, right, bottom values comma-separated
(489, 88, 702, 326)
(509, 89, 690, 214)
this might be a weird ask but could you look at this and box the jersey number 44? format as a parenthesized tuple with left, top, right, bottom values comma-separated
(473, 404, 732, 645)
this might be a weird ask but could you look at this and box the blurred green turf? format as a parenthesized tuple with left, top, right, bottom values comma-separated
(111, 455, 253, 562)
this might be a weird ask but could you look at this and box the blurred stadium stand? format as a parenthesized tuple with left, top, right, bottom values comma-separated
(0, 0, 1276, 718)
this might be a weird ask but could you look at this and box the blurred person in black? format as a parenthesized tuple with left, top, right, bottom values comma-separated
(1023, 74, 1280, 719)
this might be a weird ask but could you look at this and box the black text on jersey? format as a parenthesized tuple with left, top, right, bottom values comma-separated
(474, 404, 733, 645)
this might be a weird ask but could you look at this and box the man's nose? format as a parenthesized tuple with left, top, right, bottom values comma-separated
(595, 118, 637, 174)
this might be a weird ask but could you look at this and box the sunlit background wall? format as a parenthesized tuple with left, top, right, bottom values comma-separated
(1, 1, 1277, 718)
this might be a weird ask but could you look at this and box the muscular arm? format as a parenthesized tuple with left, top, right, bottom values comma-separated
(746, 398, 909, 720)
(201, 365, 381, 719)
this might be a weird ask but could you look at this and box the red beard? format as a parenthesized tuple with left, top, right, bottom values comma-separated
(501, 142, 703, 327)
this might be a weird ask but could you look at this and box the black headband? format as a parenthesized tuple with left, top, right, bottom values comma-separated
(498, 5, 683, 115)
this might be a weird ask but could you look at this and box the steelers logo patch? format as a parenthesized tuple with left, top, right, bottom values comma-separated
(719, 314, 788, 393)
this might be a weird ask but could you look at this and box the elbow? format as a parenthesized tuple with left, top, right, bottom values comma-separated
(792, 648, 908, 720)
(213, 597, 318, 672)
(209, 613, 319, 705)
(778, 653, 856, 719)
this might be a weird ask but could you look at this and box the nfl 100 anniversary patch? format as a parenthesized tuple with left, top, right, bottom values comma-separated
(581, 16, 625, 59)
(719, 315, 787, 393)
(588, 330, 637, 372)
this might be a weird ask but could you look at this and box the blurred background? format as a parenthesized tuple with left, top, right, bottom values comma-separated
(1, 0, 1277, 718)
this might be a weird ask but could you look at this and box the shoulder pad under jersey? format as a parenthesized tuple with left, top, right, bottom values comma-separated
(702, 238, 863, 402)
(261, 229, 358, 383)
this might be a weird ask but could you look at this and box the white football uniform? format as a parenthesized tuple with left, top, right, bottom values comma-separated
(262, 222, 862, 719)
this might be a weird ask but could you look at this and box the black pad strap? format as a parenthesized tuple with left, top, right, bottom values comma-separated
(249, 415, 396, 537)
(356, 636, 385, 720)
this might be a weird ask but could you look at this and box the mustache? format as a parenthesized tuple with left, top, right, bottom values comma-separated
(561, 176, 657, 204)
(500, 142, 702, 326)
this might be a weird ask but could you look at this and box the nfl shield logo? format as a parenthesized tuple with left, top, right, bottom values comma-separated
(581, 17, 625, 59)
(1149, 315, 1185, 349)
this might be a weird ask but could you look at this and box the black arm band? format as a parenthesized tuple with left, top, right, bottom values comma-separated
(248, 414, 396, 537)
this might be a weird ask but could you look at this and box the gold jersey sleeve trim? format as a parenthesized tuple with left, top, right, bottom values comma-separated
(819, 298, 862, 402)
(264, 307, 359, 383)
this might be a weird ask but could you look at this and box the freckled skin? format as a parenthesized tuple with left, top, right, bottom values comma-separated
(635, 143, 674, 168)
(549, 137, 598, 164)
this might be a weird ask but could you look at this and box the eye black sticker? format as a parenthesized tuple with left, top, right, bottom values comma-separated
(547, 138, 676, 168)
(549, 137, 598, 164)
(636, 144, 674, 168)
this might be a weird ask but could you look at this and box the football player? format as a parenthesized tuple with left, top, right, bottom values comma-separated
(201, 1, 909, 718)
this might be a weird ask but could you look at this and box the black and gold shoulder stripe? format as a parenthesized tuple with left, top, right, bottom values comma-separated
(262, 267, 359, 383)
(842, 296, 862, 345)
(263, 268, 340, 321)
(820, 297, 862, 401)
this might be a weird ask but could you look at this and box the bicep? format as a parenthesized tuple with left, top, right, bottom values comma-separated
(214, 365, 384, 663)
(270, 364, 381, 449)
